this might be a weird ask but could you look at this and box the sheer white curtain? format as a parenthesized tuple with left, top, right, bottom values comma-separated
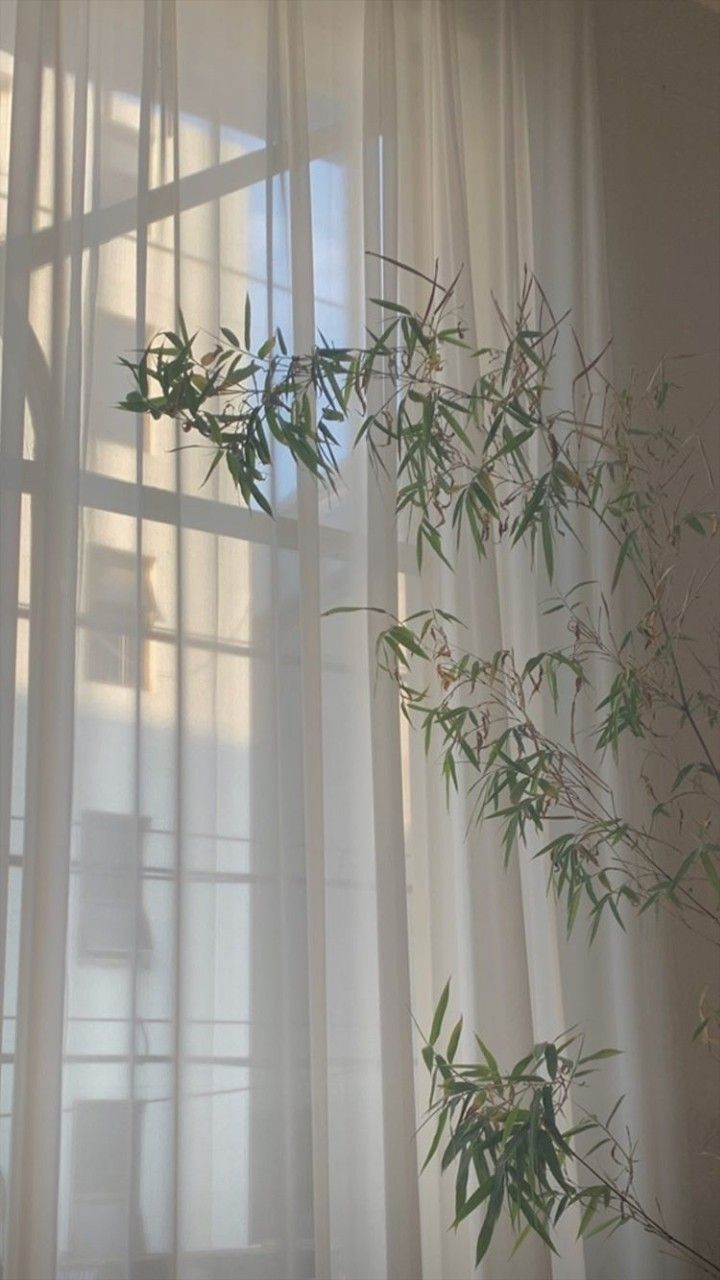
(0, 3, 707, 1280)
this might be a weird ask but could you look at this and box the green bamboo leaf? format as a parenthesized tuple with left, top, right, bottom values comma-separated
(455, 1148, 472, 1221)
(474, 1036, 500, 1080)
(605, 1094, 625, 1127)
(508, 1224, 532, 1258)
(369, 297, 411, 316)
(541, 510, 554, 581)
(421, 1107, 448, 1172)
(430, 980, 451, 1046)
(512, 1190, 558, 1254)
(537, 1131, 569, 1191)
(447, 1017, 463, 1064)
(249, 481, 273, 517)
(586, 1214, 624, 1239)
(700, 850, 720, 900)
(454, 1177, 494, 1226)
(244, 294, 251, 348)
(579, 1048, 622, 1064)
(544, 1043, 558, 1080)
(392, 625, 428, 659)
(200, 449, 224, 488)
(512, 474, 549, 545)
(671, 762, 696, 792)
(475, 1177, 505, 1265)
(577, 1199, 598, 1238)
(611, 531, 637, 592)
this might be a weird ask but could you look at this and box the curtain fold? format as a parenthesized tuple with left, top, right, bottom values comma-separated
(0, 3, 706, 1279)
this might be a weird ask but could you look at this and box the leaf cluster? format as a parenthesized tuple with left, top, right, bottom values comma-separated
(423, 983, 719, 1275)
(371, 608, 719, 942)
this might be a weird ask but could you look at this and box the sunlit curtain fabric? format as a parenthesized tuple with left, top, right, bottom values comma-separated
(0, 3, 704, 1279)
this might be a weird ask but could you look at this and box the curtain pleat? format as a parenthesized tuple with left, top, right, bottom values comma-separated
(271, 4, 332, 1273)
(361, 7, 424, 1279)
(5, 4, 84, 1275)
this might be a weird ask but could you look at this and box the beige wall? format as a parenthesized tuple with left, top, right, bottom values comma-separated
(594, 1, 719, 1268)
(594, 0, 719, 398)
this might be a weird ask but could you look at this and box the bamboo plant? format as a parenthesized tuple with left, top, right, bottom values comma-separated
(119, 258, 719, 1274)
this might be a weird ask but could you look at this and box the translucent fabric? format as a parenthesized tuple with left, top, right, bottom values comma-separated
(0, 3, 709, 1279)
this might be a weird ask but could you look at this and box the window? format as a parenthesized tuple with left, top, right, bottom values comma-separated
(66, 1099, 145, 1264)
(83, 545, 158, 690)
(78, 810, 152, 961)
(0, 13, 408, 1270)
